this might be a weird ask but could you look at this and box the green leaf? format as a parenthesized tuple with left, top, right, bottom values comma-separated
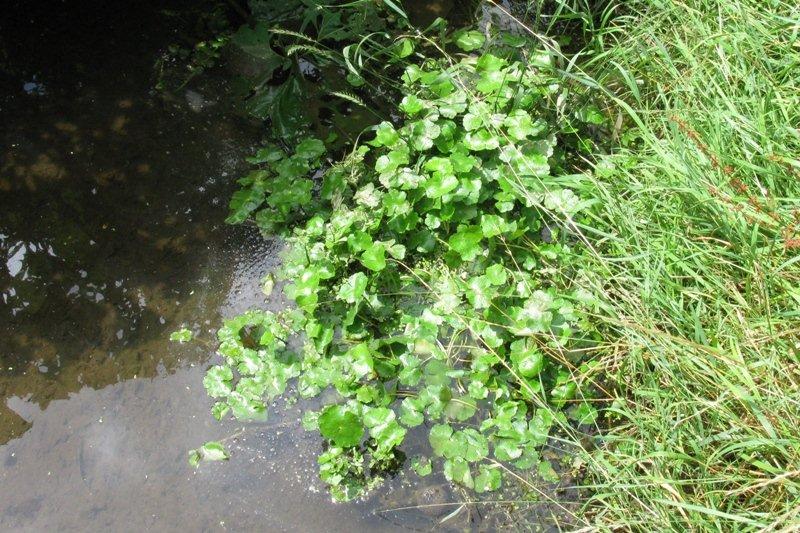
(399, 94, 424, 115)
(261, 273, 275, 297)
(251, 77, 309, 139)
(337, 272, 368, 303)
(203, 365, 234, 398)
(474, 465, 502, 493)
(226, 184, 266, 224)
(188, 450, 201, 467)
(437, 91, 467, 118)
(369, 121, 399, 147)
(499, 144, 550, 177)
(544, 189, 581, 216)
(464, 129, 500, 151)
(570, 402, 599, 425)
(424, 172, 459, 198)
(318, 405, 364, 447)
(371, 418, 406, 450)
(509, 290, 554, 334)
(423, 359, 451, 386)
(460, 428, 489, 462)
(466, 276, 495, 309)
(360, 243, 387, 272)
(189, 441, 229, 467)
(392, 37, 415, 59)
(444, 396, 478, 421)
(347, 343, 374, 378)
(211, 402, 230, 421)
(538, 459, 560, 482)
(448, 225, 483, 261)
(476, 70, 507, 94)
(462, 113, 484, 131)
(267, 177, 313, 212)
(227, 392, 267, 421)
(450, 150, 478, 173)
(503, 109, 545, 140)
(400, 402, 424, 426)
(429, 423, 453, 456)
(375, 147, 410, 174)
(411, 456, 432, 476)
(468, 380, 489, 399)
(402, 64, 423, 85)
(510, 339, 545, 378)
(408, 119, 441, 151)
(364, 406, 395, 428)
(346, 72, 365, 87)
(295, 138, 325, 160)
(347, 231, 373, 253)
(443, 457, 473, 488)
(200, 441, 229, 461)
(302, 410, 320, 431)
(577, 104, 605, 125)
(480, 214, 513, 238)
(232, 23, 277, 60)
(454, 30, 485, 52)
(423, 157, 454, 175)
(514, 443, 540, 470)
(529, 408, 555, 445)
(170, 328, 193, 343)
(476, 53, 507, 72)
(484, 264, 508, 285)
(493, 438, 523, 461)
(247, 144, 284, 164)
(551, 381, 577, 407)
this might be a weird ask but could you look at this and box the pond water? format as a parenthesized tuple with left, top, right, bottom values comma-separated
(0, 1, 489, 531)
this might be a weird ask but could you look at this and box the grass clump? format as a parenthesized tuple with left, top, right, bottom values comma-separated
(561, 0, 800, 529)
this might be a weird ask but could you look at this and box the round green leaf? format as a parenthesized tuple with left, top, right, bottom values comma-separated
(475, 465, 502, 493)
(511, 347, 544, 378)
(429, 423, 453, 456)
(295, 138, 325, 160)
(454, 30, 485, 52)
(443, 457, 473, 488)
(318, 405, 364, 447)
(360, 243, 387, 272)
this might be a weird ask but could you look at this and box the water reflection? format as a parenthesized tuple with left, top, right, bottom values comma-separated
(0, 79, 257, 443)
(0, 0, 263, 443)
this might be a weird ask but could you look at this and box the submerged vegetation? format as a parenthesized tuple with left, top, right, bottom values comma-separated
(178, 0, 800, 529)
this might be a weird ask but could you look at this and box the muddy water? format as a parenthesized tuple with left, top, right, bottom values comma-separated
(0, 2, 463, 531)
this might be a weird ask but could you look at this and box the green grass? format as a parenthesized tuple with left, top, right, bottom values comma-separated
(547, 0, 800, 529)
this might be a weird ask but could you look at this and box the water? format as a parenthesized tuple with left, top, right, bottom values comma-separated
(0, 1, 564, 530)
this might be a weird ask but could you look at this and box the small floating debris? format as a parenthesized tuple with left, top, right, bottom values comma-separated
(22, 78, 46, 96)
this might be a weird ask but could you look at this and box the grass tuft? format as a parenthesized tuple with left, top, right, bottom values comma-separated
(553, 0, 800, 529)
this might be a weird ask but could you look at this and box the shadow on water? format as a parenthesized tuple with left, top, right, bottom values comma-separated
(0, 0, 259, 443)
(0, 1, 552, 530)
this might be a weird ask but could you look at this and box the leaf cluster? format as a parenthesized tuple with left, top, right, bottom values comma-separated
(206, 41, 604, 499)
